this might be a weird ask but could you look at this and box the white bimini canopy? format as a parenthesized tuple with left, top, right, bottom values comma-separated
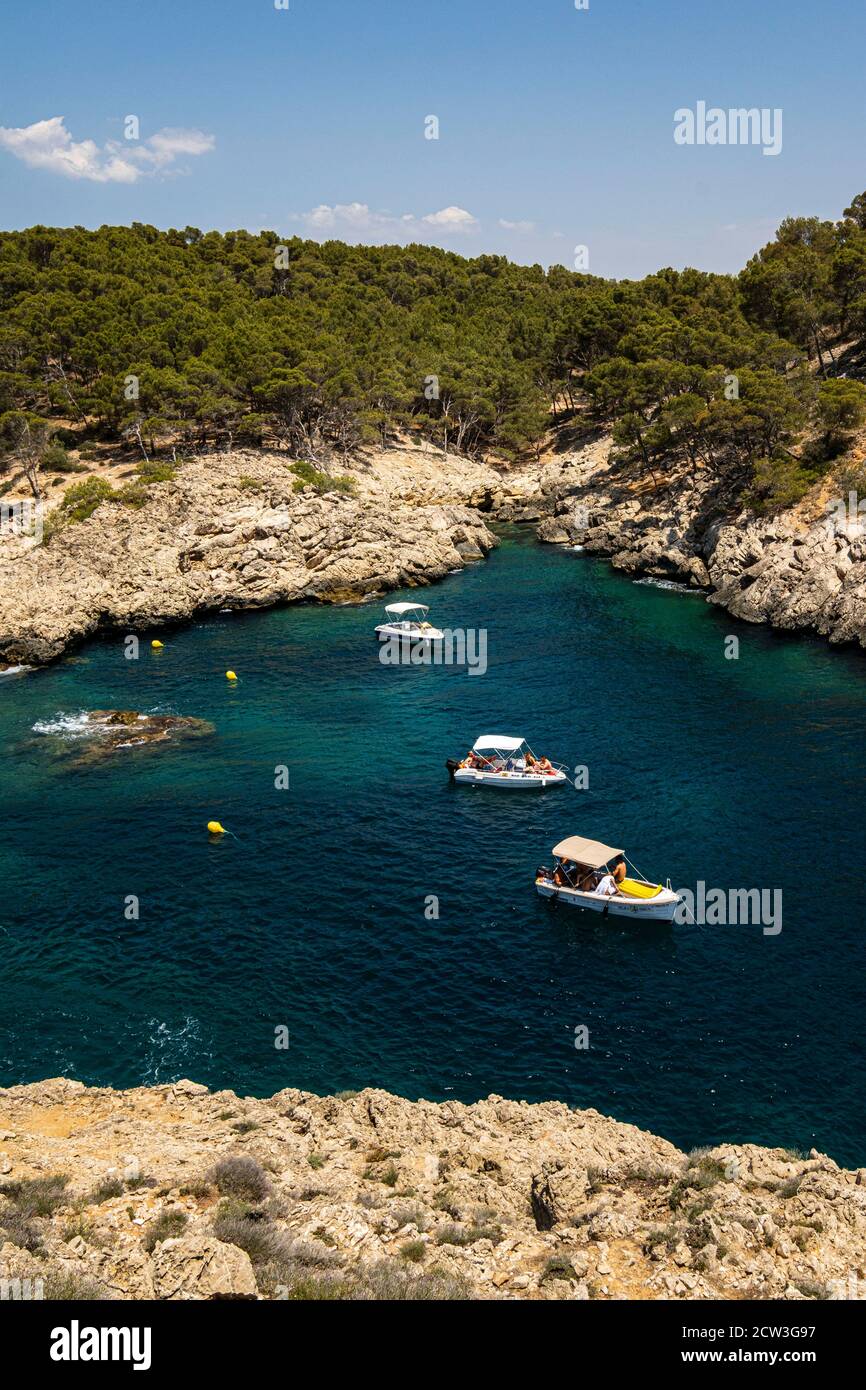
(552, 835, 623, 870)
(473, 734, 526, 754)
(385, 602, 429, 616)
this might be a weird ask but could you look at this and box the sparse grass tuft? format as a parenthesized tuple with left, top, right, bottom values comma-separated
(143, 1208, 188, 1253)
(542, 1253, 576, 1282)
(89, 1177, 124, 1204)
(435, 1222, 502, 1247)
(400, 1240, 427, 1263)
(179, 1181, 213, 1199)
(0, 1210, 41, 1250)
(63, 1214, 95, 1243)
(42, 1270, 110, 1301)
(1, 1174, 69, 1217)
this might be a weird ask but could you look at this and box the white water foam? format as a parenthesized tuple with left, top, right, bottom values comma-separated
(32, 711, 97, 739)
(633, 576, 703, 594)
(0, 664, 32, 678)
(141, 1017, 208, 1086)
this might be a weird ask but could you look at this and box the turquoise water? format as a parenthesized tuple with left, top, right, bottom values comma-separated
(2, 530, 866, 1163)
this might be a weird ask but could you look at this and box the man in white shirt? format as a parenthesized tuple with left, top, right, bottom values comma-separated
(595, 873, 617, 897)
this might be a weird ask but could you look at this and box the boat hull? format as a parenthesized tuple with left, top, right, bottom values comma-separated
(454, 768, 567, 789)
(535, 878, 680, 922)
(375, 624, 444, 642)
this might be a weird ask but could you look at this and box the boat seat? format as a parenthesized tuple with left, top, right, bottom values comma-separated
(618, 877, 662, 899)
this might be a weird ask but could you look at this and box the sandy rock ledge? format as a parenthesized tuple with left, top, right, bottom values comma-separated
(1, 1077, 864, 1301)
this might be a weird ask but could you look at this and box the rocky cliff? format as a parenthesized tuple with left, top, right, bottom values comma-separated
(2, 433, 865, 668)
(0, 445, 525, 669)
(1, 1078, 864, 1301)
(536, 434, 866, 649)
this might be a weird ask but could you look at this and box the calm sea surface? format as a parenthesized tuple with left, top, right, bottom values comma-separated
(3, 530, 865, 1162)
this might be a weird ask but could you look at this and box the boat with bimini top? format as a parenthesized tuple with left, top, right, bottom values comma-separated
(535, 834, 681, 921)
(447, 735, 568, 788)
(374, 602, 444, 643)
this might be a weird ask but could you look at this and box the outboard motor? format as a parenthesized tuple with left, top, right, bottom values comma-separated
(445, 757, 461, 781)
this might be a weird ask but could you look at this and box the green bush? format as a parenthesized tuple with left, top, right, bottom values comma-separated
(542, 1253, 577, 1281)
(42, 443, 84, 473)
(748, 454, 823, 513)
(134, 460, 177, 483)
(58, 476, 114, 523)
(289, 461, 356, 495)
(435, 1222, 502, 1247)
(110, 483, 147, 508)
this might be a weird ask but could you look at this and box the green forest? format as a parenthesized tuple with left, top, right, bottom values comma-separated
(2, 189, 866, 510)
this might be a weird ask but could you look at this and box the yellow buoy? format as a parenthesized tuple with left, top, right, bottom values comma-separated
(207, 821, 226, 835)
(226, 670, 237, 681)
(151, 639, 164, 649)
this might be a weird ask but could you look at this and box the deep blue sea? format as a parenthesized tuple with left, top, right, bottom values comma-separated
(3, 530, 865, 1163)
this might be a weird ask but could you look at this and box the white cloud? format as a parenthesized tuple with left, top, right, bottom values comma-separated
(291, 202, 479, 241)
(421, 205, 479, 232)
(498, 218, 536, 233)
(0, 116, 215, 183)
(303, 202, 395, 232)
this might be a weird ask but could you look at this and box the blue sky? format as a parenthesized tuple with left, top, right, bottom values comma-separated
(0, 0, 863, 279)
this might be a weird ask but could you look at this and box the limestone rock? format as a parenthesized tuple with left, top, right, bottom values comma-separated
(536, 439, 866, 650)
(151, 1236, 257, 1300)
(0, 444, 502, 667)
(1, 1077, 862, 1300)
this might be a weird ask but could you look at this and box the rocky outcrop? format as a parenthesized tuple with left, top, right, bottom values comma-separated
(1, 1077, 864, 1301)
(150, 1236, 257, 1301)
(537, 438, 866, 649)
(30, 710, 214, 766)
(0, 446, 513, 668)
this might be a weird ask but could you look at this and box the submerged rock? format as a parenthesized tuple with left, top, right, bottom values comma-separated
(33, 709, 214, 766)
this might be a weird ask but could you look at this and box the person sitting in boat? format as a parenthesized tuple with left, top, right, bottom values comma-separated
(536, 756, 553, 774)
(575, 864, 598, 891)
(553, 858, 577, 888)
(525, 752, 537, 768)
(611, 855, 627, 885)
(594, 872, 618, 897)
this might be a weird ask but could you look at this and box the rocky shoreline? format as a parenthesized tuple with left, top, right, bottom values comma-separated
(0, 445, 519, 670)
(535, 435, 866, 651)
(1, 1077, 864, 1301)
(1, 435, 864, 668)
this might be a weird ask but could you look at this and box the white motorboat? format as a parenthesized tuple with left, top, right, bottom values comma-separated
(374, 602, 444, 642)
(447, 735, 568, 789)
(535, 834, 681, 922)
